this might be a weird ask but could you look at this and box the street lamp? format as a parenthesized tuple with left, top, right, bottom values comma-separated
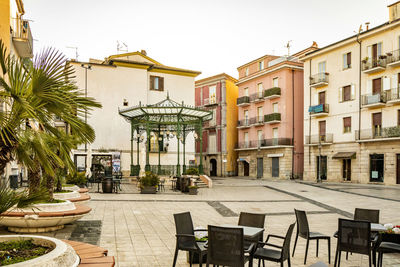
(318, 136, 322, 183)
(81, 63, 91, 174)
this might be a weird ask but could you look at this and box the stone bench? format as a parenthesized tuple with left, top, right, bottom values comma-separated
(1, 204, 92, 217)
(63, 240, 115, 267)
(68, 193, 91, 203)
(78, 188, 89, 194)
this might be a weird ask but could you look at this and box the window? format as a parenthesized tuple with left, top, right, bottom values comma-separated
(398, 110, 400, 126)
(150, 76, 164, 91)
(244, 110, 249, 124)
(318, 61, 326, 73)
(209, 85, 216, 104)
(343, 52, 351, 69)
(367, 42, 382, 60)
(272, 102, 278, 113)
(319, 121, 326, 140)
(244, 132, 249, 147)
(339, 85, 355, 102)
(273, 128, 278, 138)
(257, 106, 263, 121)
(244, 87, 249, 96)
(245, 67, 249, 76)
(257, 83, 263, 96)
(343, 117, 351, 133)
(150, 135, 163, 152)
(259, 61, 264, 70)
(273, 77, 279, 87)
(257, 130, 263, 146)
(208, 134, 217, 153)
(370, 154, 384, 182)
(372, 112, 382, 137)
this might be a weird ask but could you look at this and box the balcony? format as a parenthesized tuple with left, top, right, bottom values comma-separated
(250, 92, 264, 103)
(11, 18, 33, 58)
(305, 134, 333, 145)
(385, 89, 400, 104)
(308, 104, 329, 117)
(261, 138, 292, 147)
(237, 119, 251, 128)
(204, 119, 217, 128)
(310, 73, 329, 88)
(356, 126, 400, 141)
(362, 58, 386, 74)
(386, 49, 400, 68)
(237, 96, 250, 106)
(236, 140, 260, 149)
(264, 113, 281, 124)
(203, 98, 218, 106)
(251, 116, 264, 126)
(361, 93, 386, 108)
(264, 87, 281, 99)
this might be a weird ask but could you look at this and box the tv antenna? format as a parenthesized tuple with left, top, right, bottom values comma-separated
(117, 41, 128, 54)
(66, 46, 79, 60)
(285, 41, 292, 57)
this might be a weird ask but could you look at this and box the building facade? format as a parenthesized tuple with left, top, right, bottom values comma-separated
(235, 45, 317, 179)
(302, 1, 400, 185)
(70, 51, 200, 176)
(195, 73, 238, 176)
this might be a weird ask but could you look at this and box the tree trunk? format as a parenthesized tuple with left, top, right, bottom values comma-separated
(45, 174, 54, 200)
(0, 145, 14, 177)
(28, 161, 41, 196)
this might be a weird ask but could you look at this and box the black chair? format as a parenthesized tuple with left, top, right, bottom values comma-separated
(334, 219, 372, 267)
(252, 222, 295, 267)
(292, 209, 331, 265)
(354, 208, 379, 223)
(207, 225, 246, 267)
(377, 241, 400, 267)
(173, 212, 207, 267)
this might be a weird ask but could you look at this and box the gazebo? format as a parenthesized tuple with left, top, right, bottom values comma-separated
(118, 95, 212, 176)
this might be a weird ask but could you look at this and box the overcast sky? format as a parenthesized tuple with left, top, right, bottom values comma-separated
(24, 0, 396, 79)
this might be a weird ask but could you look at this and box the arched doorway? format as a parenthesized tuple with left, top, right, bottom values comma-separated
(210, 159, 217, 176)
(243, 161, 249, 176)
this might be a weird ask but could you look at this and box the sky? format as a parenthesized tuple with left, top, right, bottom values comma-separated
(24, 0, 396, 79)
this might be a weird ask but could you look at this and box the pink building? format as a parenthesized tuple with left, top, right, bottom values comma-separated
(236, 44, 318, 179)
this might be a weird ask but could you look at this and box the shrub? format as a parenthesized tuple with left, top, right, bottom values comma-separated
(140, 171, 160, 188)
(66, 172, 87, 186)
(185, 168, 199, 175)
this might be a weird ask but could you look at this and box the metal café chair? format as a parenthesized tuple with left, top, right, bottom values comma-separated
(377, 240, 400, 267)
(354, 208, 380, 223)
(292, 209, 331, 265)
(172, 212, 207, 267)
(334, 219, 373, 267)
(238, 212, 266, 253)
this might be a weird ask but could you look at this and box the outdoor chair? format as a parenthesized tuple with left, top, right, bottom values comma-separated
(292, 209, 331, 265)
(354, 208, 380, 223)
(238, 212, 266, 252)
(334, 219, 373, 267)
(251, 222, 295, 267)
(377, 241, 400, 267)
(207, 225, 250, 267)
(172, 212, 207, 267)
(158, 178, 165, 192)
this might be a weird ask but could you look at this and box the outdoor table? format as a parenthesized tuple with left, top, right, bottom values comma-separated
(221, 224, 264, 239)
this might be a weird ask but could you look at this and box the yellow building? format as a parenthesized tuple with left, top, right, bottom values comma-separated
(195, 73, 239, 176)
(0, 0, 33, 58)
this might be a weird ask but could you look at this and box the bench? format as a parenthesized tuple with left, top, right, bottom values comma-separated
(63, 240, 115, 267)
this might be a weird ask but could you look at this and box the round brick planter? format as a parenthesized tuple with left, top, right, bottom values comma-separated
(54, 190, 91, 203)
(0, 235, 79, 267)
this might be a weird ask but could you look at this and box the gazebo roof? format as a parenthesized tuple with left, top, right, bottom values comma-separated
(118, 95, 212, 125)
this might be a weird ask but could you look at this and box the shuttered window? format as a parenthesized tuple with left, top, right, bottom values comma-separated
(343, 85, 351, 101)
(319, 121, 326, 136)
(150, 76, 164, 91)
(343, 117, 351, 133)
(398, 110, 400, 126)
(343, 52, 351, 69)
(372, 113, 382, 126)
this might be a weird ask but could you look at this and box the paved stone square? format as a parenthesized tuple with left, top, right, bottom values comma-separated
(2, 178, 400, 266)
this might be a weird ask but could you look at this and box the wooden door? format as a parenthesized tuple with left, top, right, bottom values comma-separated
(272, 157, 279, 178)
(372, 44, 378, 60)
(319, 91, 326, 105)
(397, 155, 400, 184)
(319, 121, 326, 140)
(257, 158, 263, 179)
(343, 159, 351, 181)
(372, 78, 382, 95)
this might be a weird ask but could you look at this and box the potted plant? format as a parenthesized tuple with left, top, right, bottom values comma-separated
(185, 168, 199, 176)
(188, 185, 198, 195)
(66, 172, 88, 188)
(140, 171, 160, 194)
(362, 57, 369, 64)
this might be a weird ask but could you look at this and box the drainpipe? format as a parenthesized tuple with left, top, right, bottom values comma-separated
(308, 59, 312, 167)
(291, 69, 295, 179)
(220, 81, 223, 177)
(356, 30, 362, 181)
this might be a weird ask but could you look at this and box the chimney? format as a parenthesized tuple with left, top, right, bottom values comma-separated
(141, 50, 147, 56)
(389, 1, 400, 22)
(365, 22, 370, 31)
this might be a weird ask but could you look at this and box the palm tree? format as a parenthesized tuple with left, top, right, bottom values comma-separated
(0, 40, 101, 194)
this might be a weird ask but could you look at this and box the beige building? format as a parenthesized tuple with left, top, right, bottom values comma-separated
(302, 1, 400, 185)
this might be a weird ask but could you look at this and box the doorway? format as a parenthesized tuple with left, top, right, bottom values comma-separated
(370, 154, 384, 182)
(210, 159, 217, 176)
(397, 154, 400, 184)
(257, 158, 263, 179)
(343, 159, 351, 181)
(243, 161, 249, 176)
(272, 157, 279, 178)
(316, 156, 327, 180)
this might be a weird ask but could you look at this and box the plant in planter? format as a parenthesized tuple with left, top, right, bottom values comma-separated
(140, 171, 160, 194)
(188, 185, 198, 195)
(185, 168, 199, 176)
(65, 172, 88, 188)
(362, 57, 369, 64)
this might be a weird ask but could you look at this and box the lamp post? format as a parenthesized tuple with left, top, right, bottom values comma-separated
(81, 64, 91, 174)
(318, 137, 322, 183)
(132, 130, 144, 176)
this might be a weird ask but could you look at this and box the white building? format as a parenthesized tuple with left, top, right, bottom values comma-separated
(70, 51, 201, 176)
(302, 1, 400, 185)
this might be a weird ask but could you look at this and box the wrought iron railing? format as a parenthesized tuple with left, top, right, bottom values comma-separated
(149, 165, 177, 176)
(203, 98, 217, 106)
(264, 87, 281, 98)
(362, 57, 386, 71)
(386, 49, 400, 64)
(264, 113, 281, 122)
(355, 126, 400, 140)
(11, 18, 33, 57)
(238, 119, 251, 127)
(308, 104, 329, 114)
(305, 134, 333, 144)
(236, 138, 292, 149)
(385, 88, 400, 102)
(310, 73, 329, 85)
(361, 93, 386, 106)
(237, 96, 250, 105)
(250, 92, 264, 102)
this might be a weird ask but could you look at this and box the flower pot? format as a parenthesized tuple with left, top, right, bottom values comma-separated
(141, 186, 157, 194)
(189, 187, 198, 195)
(0, 235, 79, 267)
(101, 178, 113, 193)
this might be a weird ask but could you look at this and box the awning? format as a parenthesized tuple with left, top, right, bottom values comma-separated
(237, 157, 250, 163)
(332, 152, 356, 159)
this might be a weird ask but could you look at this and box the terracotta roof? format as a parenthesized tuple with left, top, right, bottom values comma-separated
(195, 73, 238, 85)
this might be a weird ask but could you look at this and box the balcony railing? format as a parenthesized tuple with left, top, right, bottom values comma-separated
(362, 57, 386, 73)
(264, 113, 281, 123)
(237, 96, 250, 105)
(11, 18, 33, 58)
(361, 93, 386, 107)
(385, 88, 400, 103)
(310, 73, 329, 87)
(264, 87, 281, 98)
(237, 119, 251, 127)
(203, 98, 217, 106)
(250, 92, 264, 102)
(308, 104, 329, 115)
(387, 49, 400, 67)
(236, 141, 259, 149)
(236, 138, 292, 149)
(356, 126, 400, 140)
(305, 134, 333, 144)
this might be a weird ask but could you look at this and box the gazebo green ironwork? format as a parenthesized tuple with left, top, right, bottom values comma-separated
(118, 95, 212, 176)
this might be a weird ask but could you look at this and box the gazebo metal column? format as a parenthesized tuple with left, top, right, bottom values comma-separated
(176, 119, 181, 176)
(182, 127, 186, 174)
(145, 118, 150, 172)
(130, 122, 134, 175)
(157, 126, 161, 175)
(199, 120, 204, 174)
